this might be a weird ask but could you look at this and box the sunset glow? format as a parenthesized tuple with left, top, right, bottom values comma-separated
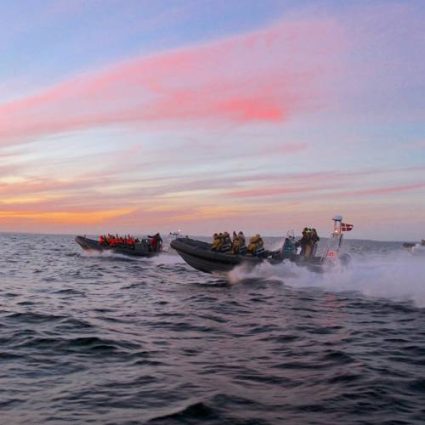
(0, 0, 424, 240)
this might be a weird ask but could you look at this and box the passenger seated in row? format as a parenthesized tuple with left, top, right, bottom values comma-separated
(221, 232, 232, 252)
(231, 231, 246, 255)
(247, 234, 264, 256)
(211, 231, 246, 254)
(211, 232, 231, 252)
(99, 234, 137, 248)
(211, 233, 222, 251)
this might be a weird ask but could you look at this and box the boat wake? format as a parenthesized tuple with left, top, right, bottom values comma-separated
(229, 250, 425, 308)
(80, 250, 141, 261)
(150, 252, 186, 266)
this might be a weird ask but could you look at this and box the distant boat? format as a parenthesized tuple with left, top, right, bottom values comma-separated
(403, 240, 425, 248)
(171, 216, 351, 274)
(403, 239, 425, 255)
(75, 234, 162, 257)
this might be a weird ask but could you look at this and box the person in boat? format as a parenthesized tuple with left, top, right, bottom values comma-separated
(238, 231, 247, 254)
(231, 231, 241, 254)
(148, 233, 162, 252)
(247, 234, 264, 256)
(297, 227, 312, 257)
(126, 235, 136, 248)
(211, 233, 223, 251)
(221, 232, 232, 252)
(108, 235, 118, 247)
(282, 234, 297, 259)
(231, 231, 239, 254)
(231, 231, 247, 255)
(238, 231, 246, 246)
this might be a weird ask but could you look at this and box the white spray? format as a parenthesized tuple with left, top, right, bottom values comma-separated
(228, 249, 425, 308)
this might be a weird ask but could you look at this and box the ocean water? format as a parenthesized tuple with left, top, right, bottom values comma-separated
(1, 233, 424, 424)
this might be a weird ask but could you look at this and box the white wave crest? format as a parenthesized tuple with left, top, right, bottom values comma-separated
(228, 250, 425, 307)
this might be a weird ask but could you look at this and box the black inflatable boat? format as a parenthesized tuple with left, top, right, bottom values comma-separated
(170, 237, 285, 273)
(171, 216, 351, 274)
(75, 235, 162, 257)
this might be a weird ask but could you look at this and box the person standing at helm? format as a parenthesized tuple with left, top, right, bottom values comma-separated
(148, 233, 162, 252)
(298, 227, 313, 257)
(155, 233, 163, 252)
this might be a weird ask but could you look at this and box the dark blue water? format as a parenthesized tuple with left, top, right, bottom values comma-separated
(1, 233, 424, 424)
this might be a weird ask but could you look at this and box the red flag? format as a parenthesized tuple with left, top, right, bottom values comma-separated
(341, 223, 353, 232)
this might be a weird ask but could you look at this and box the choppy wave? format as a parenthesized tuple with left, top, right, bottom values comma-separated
(0, 233, 424, 424)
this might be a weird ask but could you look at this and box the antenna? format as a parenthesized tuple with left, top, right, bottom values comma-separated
(322, 215, 344, 260)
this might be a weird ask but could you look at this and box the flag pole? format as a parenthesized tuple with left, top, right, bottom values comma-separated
(322, 215, 344, 260)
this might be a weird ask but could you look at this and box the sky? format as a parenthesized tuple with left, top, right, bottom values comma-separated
(0, 0, 424, 241)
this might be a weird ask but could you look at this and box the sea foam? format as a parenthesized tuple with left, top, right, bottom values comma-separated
(229, 249, 425, 308)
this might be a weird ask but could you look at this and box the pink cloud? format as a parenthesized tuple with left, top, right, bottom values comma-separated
(221, 169, 425, 201)
(349, 183, 425, 197)
(228, 185, 323, 198)
(259, 142, 309, 156)
(0, 17, 343, 145)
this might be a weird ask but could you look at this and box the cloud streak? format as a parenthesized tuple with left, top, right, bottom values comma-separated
(0, 17, 342, 145)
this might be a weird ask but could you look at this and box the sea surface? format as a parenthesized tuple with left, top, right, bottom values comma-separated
(1, 233, 424, 425)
